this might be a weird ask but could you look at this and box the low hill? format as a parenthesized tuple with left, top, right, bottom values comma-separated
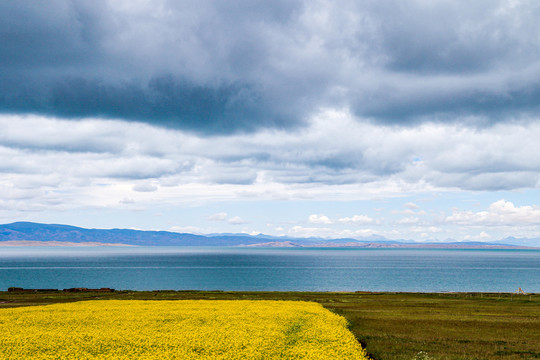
(0, 222, 536, 248)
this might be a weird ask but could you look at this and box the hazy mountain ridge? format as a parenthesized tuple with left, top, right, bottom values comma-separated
(0, 222, 538, 248)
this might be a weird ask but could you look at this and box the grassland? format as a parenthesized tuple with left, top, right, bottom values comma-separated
(1, 291, 538, 360)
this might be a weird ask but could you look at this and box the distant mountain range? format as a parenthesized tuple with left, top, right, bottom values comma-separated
(1, 222, 538, 249)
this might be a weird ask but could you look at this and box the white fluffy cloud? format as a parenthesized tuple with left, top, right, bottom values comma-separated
(3, 113, 540, 214)
(446, 200, 540, 226)
(288, 225, 377, 239)
(309, 213, 375, 225)
(308, 214, 333, 224)
(206, 212, 246, 225)
(404, 202, 420, 209)
(2, 114, 540, 244)
(207, 212, 228, 221)
(338, 215, 375, 225)
(228, 216, 247, 225)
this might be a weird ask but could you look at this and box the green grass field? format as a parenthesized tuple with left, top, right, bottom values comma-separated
(1, 290, 538, 360)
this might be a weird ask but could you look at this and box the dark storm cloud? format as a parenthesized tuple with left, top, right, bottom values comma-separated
(2, 0, 540, 132)
(350, 0, 540, 124)
(355, 80, 540, 125)
(371, 1, 530, 74)
(0, 0, 307, 132)
(46, 76, 273, 132)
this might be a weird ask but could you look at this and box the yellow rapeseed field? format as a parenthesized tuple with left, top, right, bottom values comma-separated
(0, 300, 368, 359)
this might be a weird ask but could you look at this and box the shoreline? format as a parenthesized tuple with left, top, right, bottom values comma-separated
(0, 240, 133, 247)
(1, 288, 538, 295)
(0, 240, 538, 249)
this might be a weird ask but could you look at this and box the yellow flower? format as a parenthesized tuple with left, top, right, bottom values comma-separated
(0, 300, 368, 359)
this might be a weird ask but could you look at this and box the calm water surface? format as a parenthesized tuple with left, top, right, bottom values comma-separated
(0, 247, 538, 292)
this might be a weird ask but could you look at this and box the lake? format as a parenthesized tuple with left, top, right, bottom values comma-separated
(0, 247, 538, 292)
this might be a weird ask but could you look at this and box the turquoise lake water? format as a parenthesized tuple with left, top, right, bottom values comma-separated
(0, 247, 538, 292)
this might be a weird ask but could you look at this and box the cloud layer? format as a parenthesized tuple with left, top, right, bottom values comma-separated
(2, 112, 540, 214)
(2, 113, 540, 242)
(2, 1, 540, 132)
(3, 1, 540, 244)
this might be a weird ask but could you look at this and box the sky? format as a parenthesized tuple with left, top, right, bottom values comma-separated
(2, 0, 540, 245)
